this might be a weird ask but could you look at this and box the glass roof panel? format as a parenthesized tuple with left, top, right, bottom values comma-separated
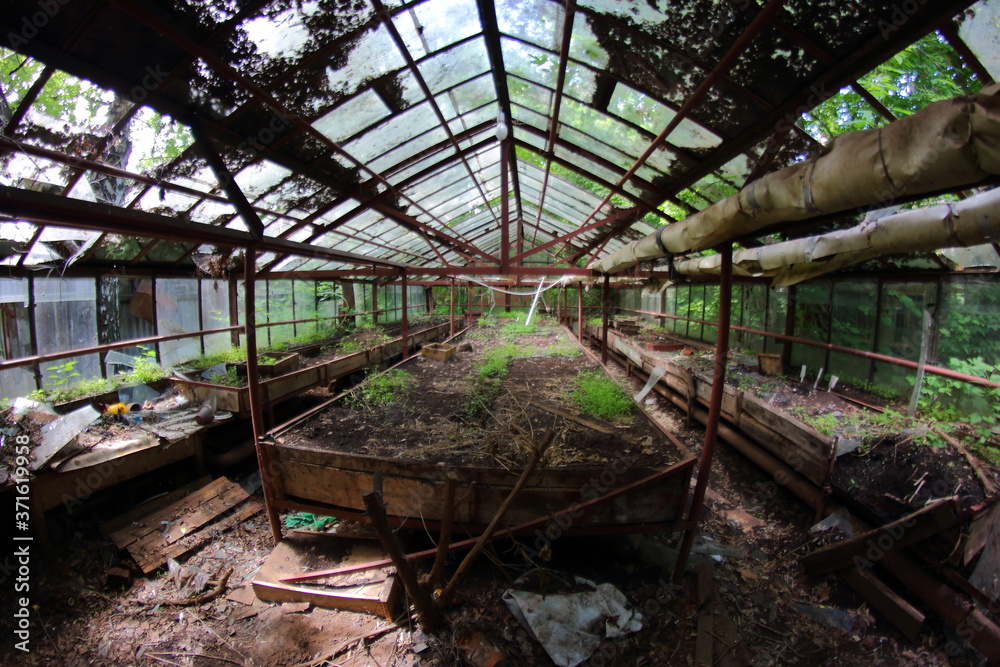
(567, 11, 609, 70)
(960, 0, 1000, 82)
(416, 39, 491, 95)
(383, 144, 457, 187)
(434, 74, 497, 120)
(343, 101, 442, 164)
(497, 0, 564, 51)
(313, 90, 391, 145)
(502, 38, 559, 89)
(609, 83, 722, 149)
(558, 97, 654, 160)
(234, 162, 295, 200)
(325, 24, 407, 99)
(392, 0, 483, 60)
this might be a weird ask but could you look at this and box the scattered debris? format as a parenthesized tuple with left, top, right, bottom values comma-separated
(792, 602, 858, 632)
(503, 573, 643, 667)
(104, 476, 252, 573)
(32, 404, 100, 470)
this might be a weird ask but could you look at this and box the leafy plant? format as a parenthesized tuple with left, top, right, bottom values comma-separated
(500, 321, 536, 336)
(570, 371, 634, 421)
(121, 357, 167, 384)
(205, 366, 243, 387)
(47, 360, 81, 389)
(351, 369, 412, 409)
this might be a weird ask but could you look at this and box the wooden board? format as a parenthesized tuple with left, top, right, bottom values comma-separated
(252, 532, 400, 621)
(107, 476, 251, 572)
(842, 567, 925, 640)
(277, 457, 690, 528)
(149, 501, 262, 573)
(99, 475, 212, 538)
(802, 497, 961, 575)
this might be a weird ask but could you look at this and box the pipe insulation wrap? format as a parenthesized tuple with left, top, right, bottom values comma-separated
(594, 84, 1000, 275)
(671, 185, 1000, 285)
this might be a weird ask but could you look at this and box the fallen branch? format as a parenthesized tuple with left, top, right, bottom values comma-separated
(160, 568, 233, 607)
(439, 427, 555, 604)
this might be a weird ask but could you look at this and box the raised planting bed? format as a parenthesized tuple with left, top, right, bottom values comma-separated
(172, 323, 453, 418)
(581, 322, 1000, 654)
(264, 319, 696, 532)
(230, 352, 300, 378)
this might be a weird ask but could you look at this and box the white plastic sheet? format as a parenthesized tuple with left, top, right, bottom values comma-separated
(503, 575, 643, 667)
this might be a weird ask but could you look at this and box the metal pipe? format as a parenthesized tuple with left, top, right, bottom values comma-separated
(674, 243, 733, 583)
(400, 271, 409, 360)
(0, 324, 245, 373)
(601, 275, 610, 364)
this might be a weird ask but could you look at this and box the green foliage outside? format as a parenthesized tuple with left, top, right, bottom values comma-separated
(570, 371, 634, 421)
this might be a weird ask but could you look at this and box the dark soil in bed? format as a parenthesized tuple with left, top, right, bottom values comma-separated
(277, 323, 681, 469)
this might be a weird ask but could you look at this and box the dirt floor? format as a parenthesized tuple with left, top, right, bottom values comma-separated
(0, 318, 994, 666)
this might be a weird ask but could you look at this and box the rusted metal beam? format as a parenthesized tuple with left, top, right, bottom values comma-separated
(674, 243, 733, 583)
(0, 324, 243, 373)
(245, 248, 283, 544)
(191, 122, 265, 239)
(0, 185, 408, 269)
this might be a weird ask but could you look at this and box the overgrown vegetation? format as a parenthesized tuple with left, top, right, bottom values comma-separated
(463, 343, 525, 419)
(570, 371, 634, 421)
(337, 324, 390, 355)
(350, 369, 413, 409)
(27, 350, 168, 403)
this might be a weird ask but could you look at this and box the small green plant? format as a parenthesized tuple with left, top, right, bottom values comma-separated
(500, 321, 537, 336)
(47, 359, 81, 389)
(463, 344, 523, 419)
(205, 366, 243, 387)
(351, 369, 412, 409)
(121, 357, 167, 384)
(570, 370, 634, 421)
(183, 346, 247, 370)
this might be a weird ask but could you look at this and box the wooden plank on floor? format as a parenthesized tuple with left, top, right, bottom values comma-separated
(100, 476, 212, 538)
(802, 497, 960, 575)
(711, 589, 753, 667)
(108, 477, 234, 550)
(128, 483, 250, 570)
(842, 566, 925, 640)
(107, 476, 251, 572)
(252, 532, 399, 621)
(145, 501, 263, 573)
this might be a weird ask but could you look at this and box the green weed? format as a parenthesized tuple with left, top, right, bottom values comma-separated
(351, 369, 412, 409)
(570, 370, 634, 421)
